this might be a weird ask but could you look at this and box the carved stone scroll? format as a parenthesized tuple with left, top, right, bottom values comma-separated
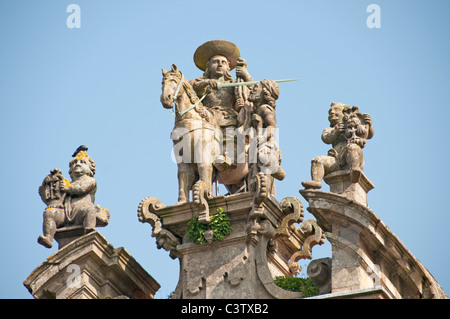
(137, 197, 180, 253)
(247, 173, 270, 236)
(249, 173, 269, 218)
(276, 197, 304, 237)
(273, 197, 325, 276)
(192, 181, 212, 224)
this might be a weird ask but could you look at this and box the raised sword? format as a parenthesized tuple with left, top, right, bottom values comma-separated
(216, 78, 299, 89)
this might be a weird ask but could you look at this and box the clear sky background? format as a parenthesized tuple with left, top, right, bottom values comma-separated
(1, 0, 449, 299)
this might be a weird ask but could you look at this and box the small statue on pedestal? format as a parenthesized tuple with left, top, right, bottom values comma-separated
(302, 102, 374, 190)
(37, 146, 110, 248)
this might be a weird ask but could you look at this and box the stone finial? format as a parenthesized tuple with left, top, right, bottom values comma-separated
(37, 146, 110, 249)
(301, 102, 374, 205)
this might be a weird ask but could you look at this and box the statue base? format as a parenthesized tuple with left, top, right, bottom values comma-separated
(138, 191, 325, 299)
(24, 231, 160, 299)
(323, 169, 374, 206)
(54, 225, 92, 249)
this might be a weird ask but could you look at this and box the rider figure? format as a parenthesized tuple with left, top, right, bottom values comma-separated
(190, 40, 254, 172)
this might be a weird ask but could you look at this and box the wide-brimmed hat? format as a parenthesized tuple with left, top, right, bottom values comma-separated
(193, 40, 240, 71)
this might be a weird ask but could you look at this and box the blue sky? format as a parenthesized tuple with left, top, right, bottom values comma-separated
(1, 0, 449, 299)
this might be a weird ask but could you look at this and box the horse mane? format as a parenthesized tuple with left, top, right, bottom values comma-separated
(165, 69, 213, 122)
(181, 77, 201, 106)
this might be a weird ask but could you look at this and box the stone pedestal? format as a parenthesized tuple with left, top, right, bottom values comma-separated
(300, 188, 448, 299)
(54, 225, 90, 249)
(323, 169, 374, 207)
(138, 192, 325, 299)
(24, 231, 160, 299)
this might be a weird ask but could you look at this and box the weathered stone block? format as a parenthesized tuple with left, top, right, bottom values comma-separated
(24, 231, 160, 299)
(307, 257, 332, 294)
(323, 169, 374, 206)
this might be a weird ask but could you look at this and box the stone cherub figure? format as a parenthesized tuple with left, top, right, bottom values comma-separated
(301, 102, 374, 189)
(38, 146, 110, 248)
(247, 79, 286, 195)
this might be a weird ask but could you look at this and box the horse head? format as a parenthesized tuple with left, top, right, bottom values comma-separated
(160, 64, 183, 109)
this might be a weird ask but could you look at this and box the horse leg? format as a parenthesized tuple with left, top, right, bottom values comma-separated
(197, 163, 213, 195)
(177, 162, 195, 203)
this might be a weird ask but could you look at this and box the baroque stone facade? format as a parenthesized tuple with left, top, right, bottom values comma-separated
(138, 192, 324, 299)
(25, 40, 448, 300)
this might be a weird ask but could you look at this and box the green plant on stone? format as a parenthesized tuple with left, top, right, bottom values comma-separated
(186, 215, 208, 244)
(274, 276, 319, 297)
(186, 208, 232, 244)
(209, 207, 232, 241)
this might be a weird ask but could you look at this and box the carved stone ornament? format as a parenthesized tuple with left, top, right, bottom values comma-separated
(37, 146, 110, 249)
(136, 41, 327, 299)
(160, 40, 287, 207)
(273, 197, 325, 276)
(302, 102, 374, 190)
(137, 197, 180, 256)
(192, 180, 212, 224)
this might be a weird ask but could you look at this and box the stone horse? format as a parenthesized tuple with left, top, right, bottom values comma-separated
(161, 64, 219, 204)
(160, 64, 250, 204)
